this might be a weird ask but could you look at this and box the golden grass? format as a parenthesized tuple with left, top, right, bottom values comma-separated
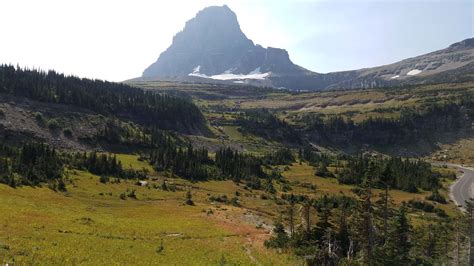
(0, 156, 299, 265)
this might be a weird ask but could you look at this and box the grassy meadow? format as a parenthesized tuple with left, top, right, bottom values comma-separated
(0, 154, 461, 265)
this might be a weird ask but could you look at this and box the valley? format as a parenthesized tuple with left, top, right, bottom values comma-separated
(0, 66, 472, 264)
(0, 2, 473, 265)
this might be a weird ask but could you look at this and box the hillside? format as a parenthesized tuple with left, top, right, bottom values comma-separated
(323, 38, 474, 90)
(130, 80, 474, 158)
(0, 65, 210, 150)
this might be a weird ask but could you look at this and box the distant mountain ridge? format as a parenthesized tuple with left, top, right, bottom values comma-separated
(139, 5, 474, 91)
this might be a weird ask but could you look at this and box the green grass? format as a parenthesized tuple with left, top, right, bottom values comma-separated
(0, 156, 299, 265)
(114, 153, 155, 174)
(221, 126, 245, 141)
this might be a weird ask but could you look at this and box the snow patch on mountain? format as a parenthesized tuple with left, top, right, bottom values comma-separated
(188, 67, 270, 80)
(192, 65, 201, 73)
(407, 69, 422, 76)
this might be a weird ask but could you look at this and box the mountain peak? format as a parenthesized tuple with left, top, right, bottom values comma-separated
(142, 5, 308, 81)
(186, 5, 242, 34)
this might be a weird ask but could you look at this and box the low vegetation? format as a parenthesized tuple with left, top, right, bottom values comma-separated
(0, 69, 472, 264)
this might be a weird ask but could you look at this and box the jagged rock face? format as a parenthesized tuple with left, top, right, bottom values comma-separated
(142, 5, 308, 79)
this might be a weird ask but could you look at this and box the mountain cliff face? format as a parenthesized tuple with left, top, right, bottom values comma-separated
(142, 5, 311, 84)
(141, 5, 474, 91)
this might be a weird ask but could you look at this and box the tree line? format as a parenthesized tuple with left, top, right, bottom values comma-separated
(0, 143, 65, 190)
(298, 147, 442, 193)
(338, 156, 440, 192)
(0, 65, 207, 134)
(65, 152, 148, 180)
(0, 142, 150, 190)
(236, 109, 301, 144)
(147, 140, 269, 186)
(301, 99, 473, 145)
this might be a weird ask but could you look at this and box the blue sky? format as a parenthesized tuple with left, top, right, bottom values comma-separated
(231, 0, 473, 73)
(0, 0, 472, 80)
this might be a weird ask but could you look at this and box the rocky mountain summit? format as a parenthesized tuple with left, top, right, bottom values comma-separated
(142, 5, 311, 87)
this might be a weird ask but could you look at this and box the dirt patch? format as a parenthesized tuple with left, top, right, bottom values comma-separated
(205, 206, 272, 248)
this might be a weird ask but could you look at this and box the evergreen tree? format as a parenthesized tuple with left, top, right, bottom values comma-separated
(466, 198, 474, 265)
(383, 204, 412, 265)
(265, 219, 289, 249)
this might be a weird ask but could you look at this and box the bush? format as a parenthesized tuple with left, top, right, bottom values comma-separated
(127, 189, 137, 199)
(230, 197, 241, 207)
(47, 118, 61, 130)
(57, 179, 67, 192)
(34, 112, 45, 125)
(63, 128, 73, 137)
(435, 208, 448, 218)
(99, 175, 109, 184)
(209, 194, 228, 203)
(185, 190, 194, 205)
(156, 240, 164, 253)
(264, 220, 288, 249)
(280, 183, 292, 192)
(426, 190, 447, 204)
(408, 199, 434, 212)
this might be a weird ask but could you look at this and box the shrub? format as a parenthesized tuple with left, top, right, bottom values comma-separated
(209, 194, 228, 203)
(34, 112, 45, 125)
(99, 175, 109, 184)
(426, 190, 447, 204)
(57, 179, 67, 192)
(230, 197, 241, 207)
(47, 118, 61, 130)
(280, 183, 292, 192)
(63, 128, 73, 137)
(185, 190, 194, 205)
(127, 189, 137, 199)
(264, 220, 288, 249)
(408, 199, 434, 212)
(156, 240, 164, 253)
(435, 208, 448, 218)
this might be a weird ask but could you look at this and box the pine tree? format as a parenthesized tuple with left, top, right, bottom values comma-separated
(357, 162, 375, 264)
(185, 189, 194, 206)
(287, 194, 296, 237)
(302, 198, 312, 237)
(375, 184, 394, 245)
(336, 196, 352, 259)
(383, 204, 412, 265)
(466, 198, 474, 265)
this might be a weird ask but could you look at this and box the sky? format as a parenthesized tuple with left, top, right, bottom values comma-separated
(0, 0, 472, 81)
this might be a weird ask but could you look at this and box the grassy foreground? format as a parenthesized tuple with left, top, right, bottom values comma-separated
(0, 169, 298, 265)
(0, 155, 460, 264)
